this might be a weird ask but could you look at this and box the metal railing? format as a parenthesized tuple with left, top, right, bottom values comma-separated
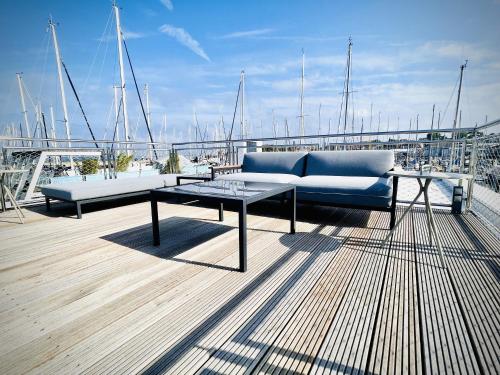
(1, 118, 499, 231)
(0, 138, 173, 203)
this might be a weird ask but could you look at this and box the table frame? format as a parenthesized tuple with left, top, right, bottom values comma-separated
(0, 170, 27, 224)
(176, 174, 213, 186)
(382, 172, 472, 268)
(150, 183, 296, 272)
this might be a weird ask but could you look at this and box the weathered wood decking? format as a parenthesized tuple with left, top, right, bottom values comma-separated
(0, 199, 498, 374)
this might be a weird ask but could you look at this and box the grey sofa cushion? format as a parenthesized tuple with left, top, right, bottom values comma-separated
(242, 152, 307, 176)
(216, 172, 299, 184)
(41, 174, 180, 201)
(295, 175, 393, 208)
(305, 150, 394, 177)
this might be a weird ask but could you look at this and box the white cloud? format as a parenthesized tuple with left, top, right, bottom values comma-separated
(97, 28, 148, 42)
(159, 24, 210, 62)
(160, 0, 174, 11)
(416, 41, 493, 62)
(220, 28, 274, 39)
(122, 29, 147, 40)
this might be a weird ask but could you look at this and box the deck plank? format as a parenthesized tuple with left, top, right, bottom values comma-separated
(197, 210, 378, 374)
(440, 211, 500, 374)
(413, 209, 480, 374)
(366, 205, 421, 374)
(0, 200, 498, 374)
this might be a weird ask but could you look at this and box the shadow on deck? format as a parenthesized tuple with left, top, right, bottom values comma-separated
(0, 202, 498, 374)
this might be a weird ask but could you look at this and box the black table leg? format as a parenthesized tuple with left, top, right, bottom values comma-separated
(238, 203, 247, 272)
(219, 203, 224, 222)
(290, 187, 296, 234)
(151, 196, 160, 246)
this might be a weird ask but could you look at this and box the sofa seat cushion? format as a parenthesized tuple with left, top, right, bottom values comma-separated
(215, 172, 299, 184)
(41, 174, 180, 201)
(242, 151, 307, 176)
(295, 175, 393, 208)
(305, 150, 394, 177)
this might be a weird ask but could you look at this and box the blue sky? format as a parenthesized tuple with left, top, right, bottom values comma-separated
(1, 0, 499, 142)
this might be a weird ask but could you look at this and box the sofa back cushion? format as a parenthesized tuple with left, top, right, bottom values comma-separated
(305, 150, 394, 177)
(242, 151, 307, 176)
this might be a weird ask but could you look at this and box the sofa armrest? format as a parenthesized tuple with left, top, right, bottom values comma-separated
(210, 164, 242, 179)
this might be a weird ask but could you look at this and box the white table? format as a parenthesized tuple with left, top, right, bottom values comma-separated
(382, 170, 473, 267)
(0, 169, 28, 224)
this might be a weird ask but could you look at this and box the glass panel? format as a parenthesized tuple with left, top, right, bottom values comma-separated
(169, 179, 286, 199)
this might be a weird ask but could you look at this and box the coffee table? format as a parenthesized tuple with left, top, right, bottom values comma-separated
(150, 180, 296, 272)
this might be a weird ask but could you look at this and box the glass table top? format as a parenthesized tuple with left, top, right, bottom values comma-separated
(160, 179, 293, 200)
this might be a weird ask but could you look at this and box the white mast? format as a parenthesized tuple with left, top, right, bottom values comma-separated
(450, 60, 467, 171)
(35, 102, 42, 147)
(144, 84, 152, 159)
(299, 49, 305, 139)
(113, 1, 130, 153)
(49, 18, 72, 153)
(49, 105, 57, 147)
(162, 114, 167, 146)
(240, 70, 245, 139)
(16, 73, 31, 144)
(343, 38, 352, 145)
(113, 86, 120, 148)
(318, 103, 321, 135)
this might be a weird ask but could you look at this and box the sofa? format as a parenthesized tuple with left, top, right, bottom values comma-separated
(212, 150, 397, 228)
(41, 174, 183, 219)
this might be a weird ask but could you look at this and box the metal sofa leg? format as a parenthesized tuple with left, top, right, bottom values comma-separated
(45, 197, 51, 211)
(76, 202, 82, 219)
(390, 176, 399, 229)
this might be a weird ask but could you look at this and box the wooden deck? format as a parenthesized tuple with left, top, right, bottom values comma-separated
(0, 198, 499, 374)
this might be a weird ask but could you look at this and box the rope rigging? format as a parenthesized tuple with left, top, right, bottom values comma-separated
(122, 37, 158, 159)
(61, 61, 99, 148)
(83, 8, 114, 92)
(440, 74, 460, 129)
(228, 80, 242, 141)
(111, 95, 123, 153)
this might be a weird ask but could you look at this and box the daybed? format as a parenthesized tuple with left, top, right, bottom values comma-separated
(41, 174, 181, 218)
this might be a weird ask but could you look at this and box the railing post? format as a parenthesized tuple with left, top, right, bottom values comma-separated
(466, 138, 477, 212)
(459, 140, 466, 173)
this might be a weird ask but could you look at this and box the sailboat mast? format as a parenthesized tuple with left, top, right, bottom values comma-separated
(144, 84, 152, 159)
(318, 103, 321, 135)
(163, 114, 167, 144)
(453, 61, 467, 132)
(240, 70, 245, 139)
(49, 18, 72, 154)
(343, 38, 352, 135)
(429, 104, 435, 164)
(16, 73, 31, 144)
(113, 2, 130, 153)
(450, 60, 467, 170)
(299, 49, 305, 138)
(49, 105, 57, 147)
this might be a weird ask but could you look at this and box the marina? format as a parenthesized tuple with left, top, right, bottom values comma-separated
(0, 1, 499, 374)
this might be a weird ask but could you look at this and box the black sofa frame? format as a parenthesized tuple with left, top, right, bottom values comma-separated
(44, 190, 151, 219)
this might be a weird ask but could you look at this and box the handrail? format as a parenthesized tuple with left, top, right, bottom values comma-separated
(171, 125, 489, 147)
